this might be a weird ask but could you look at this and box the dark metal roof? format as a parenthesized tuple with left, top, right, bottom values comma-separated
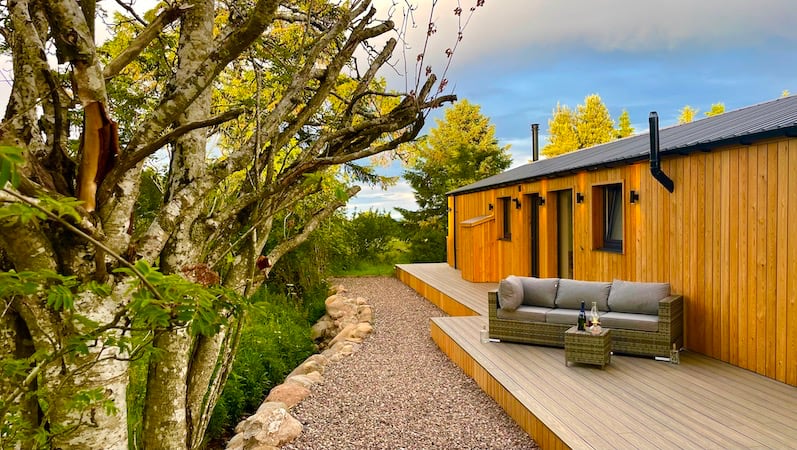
(449, 95, 797, 195)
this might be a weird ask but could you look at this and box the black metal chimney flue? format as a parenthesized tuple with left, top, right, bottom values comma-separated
(531, 123, 539, 162)
(648, 112, 674, 193)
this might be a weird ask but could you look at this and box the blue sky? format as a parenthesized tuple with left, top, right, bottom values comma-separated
(348, 0, 797, 216)
(2, 1, 795, 217)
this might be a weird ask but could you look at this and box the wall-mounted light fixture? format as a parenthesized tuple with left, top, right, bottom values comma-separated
(629, 190, 640, 204)
(538, 196, 546, 207)
(512, 197, 521, 209)
(488, 203, 494, 211)
(576, 192, 585, 204)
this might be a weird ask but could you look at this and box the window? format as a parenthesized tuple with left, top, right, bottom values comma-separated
(593, 183, 623, 252)
(499, 196, 511, 240)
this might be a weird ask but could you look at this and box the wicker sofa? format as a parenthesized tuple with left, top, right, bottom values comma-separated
(488, 276, 683, 357)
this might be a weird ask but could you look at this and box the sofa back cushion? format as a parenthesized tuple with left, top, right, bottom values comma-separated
(608, 279, 671, 315)
(554, 279, 611, 311)
(518, 277, 559, 308)
(497, 275, 524, 311)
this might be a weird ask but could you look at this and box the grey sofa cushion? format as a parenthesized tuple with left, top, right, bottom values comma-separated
(554, 279, 611, 311)
(518, 277, 559, 308)
(497, 276, 524, 311)
(497, 305, 552, 322)
(600, 312, 660, 332)
(608, 279, 671, 315)
(545, 309, 606, 325)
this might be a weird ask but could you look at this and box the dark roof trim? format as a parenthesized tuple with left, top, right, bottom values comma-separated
(448, 95, 797, 196)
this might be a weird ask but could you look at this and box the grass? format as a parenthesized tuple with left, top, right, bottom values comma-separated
(331, 239, 412, 277)
(331, 261, 399, 277)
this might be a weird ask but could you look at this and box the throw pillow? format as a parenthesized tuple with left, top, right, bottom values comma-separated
(497, 275, 524, 311)
(608, 279, 671, 315)
(554, 279, 611, 311)
(518, 277, 559, 308)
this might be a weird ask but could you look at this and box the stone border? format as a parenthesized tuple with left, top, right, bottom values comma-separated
(226, 285, 374, 449)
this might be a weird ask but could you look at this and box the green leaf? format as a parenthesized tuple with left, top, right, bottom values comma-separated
(0, 146, 24, 189)
(0, 203, 46, 224)
(38, 195, 84, 222)
(46, 285, 74, 310)
(82, 280, 112, 297)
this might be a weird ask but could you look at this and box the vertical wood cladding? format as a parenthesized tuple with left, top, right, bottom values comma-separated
(449, 137, 797, 386)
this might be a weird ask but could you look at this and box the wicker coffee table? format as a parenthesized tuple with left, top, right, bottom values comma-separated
(565, 326, 612, 368)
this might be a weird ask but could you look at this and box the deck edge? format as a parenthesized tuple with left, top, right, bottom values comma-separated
(395, 265, 480, 317)
(430, 319, 570, 450)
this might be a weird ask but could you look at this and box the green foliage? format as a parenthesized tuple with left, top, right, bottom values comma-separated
(101, 12, 179, 144)
(332, 237, 410, 276)
(205, 286, 323, 444)
(132, 168, 165, 237)
(349, 210, 401, 261)
(403, 221, 447, 263)
(0, 145, 24, 188)
(115, 260, 240, 337)
(400, 99, 511, 262)
(0, 192, 84, 226)
(0, 260, 243, 448)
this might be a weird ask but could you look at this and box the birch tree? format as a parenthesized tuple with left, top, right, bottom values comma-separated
(0, 0, 467, 448)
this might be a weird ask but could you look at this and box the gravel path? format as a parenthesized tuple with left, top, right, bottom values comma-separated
(284, 276, 537, 450)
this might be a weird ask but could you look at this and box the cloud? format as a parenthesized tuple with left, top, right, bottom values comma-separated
(374, 0, 797, 71)
(346, 180, 418, 218)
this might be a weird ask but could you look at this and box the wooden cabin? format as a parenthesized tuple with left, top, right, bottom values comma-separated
(446, 95, 797, 387)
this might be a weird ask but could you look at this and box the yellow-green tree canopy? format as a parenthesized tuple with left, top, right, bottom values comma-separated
(678, 105, 699, 124)
(705, 102, 726, 117)
(576, 94, 615, 148)
(616, 109, 634, 139)
(543, 94, 617, 157)
(542, 103, 579, 157)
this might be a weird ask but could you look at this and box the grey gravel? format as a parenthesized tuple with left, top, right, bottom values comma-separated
(285, 276, 538, 450)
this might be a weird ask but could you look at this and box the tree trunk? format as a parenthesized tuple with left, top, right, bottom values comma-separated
(1, 0, 455, 447)
(142, 1, 215, 448)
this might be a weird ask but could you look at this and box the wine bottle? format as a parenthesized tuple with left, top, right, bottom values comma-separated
(578, 301, 586, 331)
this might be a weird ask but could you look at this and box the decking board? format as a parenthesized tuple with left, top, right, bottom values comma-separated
(403, 263, 797, 449)
(396, 263, 496, 316)
(434, 315, 797, 449)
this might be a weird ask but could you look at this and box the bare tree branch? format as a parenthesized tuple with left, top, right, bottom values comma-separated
(264, 185, 361, 274)
(103, 4, 191, 80)
(125, 108, 245, 167)
(101, 0, 281, 202)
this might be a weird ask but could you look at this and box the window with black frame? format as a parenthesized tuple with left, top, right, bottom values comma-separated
(592, 183, 623, 252)
(499, 196, 511, 240)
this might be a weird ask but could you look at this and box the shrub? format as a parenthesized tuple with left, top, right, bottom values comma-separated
(204, 283, 326, 446)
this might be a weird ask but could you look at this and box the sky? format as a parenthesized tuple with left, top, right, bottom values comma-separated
(348, 0, 797, 216)
(2, 0, 796, 217)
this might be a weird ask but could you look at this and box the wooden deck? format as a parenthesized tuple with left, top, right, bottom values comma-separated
(395, 263, 496, 316)
(398, 263, 797, 450)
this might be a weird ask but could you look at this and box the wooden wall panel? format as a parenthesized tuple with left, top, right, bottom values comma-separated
(788, 142, 797, 386)
(777, 141, 789, 381)
(448, 136, 797, 386)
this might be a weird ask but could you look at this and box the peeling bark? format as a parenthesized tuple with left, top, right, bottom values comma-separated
(77, 101, 118, 212)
